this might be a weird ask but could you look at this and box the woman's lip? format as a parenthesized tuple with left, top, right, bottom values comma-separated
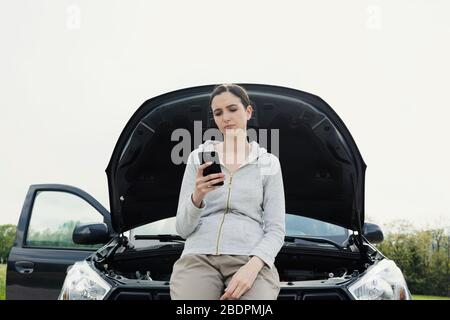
(224, 125, 235, 129)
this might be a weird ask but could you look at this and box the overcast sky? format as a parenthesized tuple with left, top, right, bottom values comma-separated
(1, 0, 449, 232)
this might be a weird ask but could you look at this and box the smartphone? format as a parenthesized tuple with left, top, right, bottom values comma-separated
(198, 151, 224, 186)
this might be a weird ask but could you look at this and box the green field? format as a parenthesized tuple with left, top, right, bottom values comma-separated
(0, 264, 5, 300)
(0, 264, 448, 301)
(413, 295, 450, 300)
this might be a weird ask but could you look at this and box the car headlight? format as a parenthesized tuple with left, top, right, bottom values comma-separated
(348, 259, 411, 300)
(58, 261, 111, 300)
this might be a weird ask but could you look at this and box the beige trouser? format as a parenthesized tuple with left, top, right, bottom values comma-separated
(169, 254, 281, 300)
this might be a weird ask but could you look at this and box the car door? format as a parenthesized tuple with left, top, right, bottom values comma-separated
(6, 184, 114, 300)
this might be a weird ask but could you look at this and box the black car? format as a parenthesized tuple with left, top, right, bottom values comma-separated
(6, 84, 411, 300)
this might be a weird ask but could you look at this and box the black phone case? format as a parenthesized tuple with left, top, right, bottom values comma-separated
(198, 151, 224, 186)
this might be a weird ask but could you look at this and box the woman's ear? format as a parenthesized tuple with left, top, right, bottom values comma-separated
(247, 105, 253, 120)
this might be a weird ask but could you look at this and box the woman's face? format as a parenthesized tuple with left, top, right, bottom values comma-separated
(211, 91, 253, 137)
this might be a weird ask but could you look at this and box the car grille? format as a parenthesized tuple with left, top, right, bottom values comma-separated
(107, 288, 349, 300)
(278, 289, 348, 300)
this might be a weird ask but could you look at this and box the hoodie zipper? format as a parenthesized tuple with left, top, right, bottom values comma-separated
(215, 172, 233, 255)
(211, 141, 261, 255)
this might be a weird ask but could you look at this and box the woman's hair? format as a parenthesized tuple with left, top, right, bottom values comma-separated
(209, 83, 252, 109)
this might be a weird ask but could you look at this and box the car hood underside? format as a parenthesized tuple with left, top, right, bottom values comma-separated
(105, 84, 366, 234)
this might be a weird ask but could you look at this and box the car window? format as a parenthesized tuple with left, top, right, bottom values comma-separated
(285, 214, 348, 237)
(129, 214, 349, 247)
(285, 214, 349, 244)
(130, 217, 177, 237)
(25, 191, 103, 249)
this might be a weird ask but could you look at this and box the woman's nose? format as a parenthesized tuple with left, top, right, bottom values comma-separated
(222, 112, 231, 121)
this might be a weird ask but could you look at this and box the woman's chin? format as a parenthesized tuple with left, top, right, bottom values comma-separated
(223, 127, 245, 136)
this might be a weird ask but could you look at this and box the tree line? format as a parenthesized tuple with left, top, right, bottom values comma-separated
(375, 220, 450, 297)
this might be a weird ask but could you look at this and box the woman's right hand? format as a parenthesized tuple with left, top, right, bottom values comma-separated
(191, 161, 226, 208)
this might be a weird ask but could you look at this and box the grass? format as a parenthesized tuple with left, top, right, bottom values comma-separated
(0, 264, 5, 300)
(413, 295, 450, 300)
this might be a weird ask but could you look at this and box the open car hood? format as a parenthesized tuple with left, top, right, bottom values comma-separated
(106, 84, 366, 234)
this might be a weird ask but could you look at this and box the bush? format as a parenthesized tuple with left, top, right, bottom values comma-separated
(0, 225, 16, 264)
(376, 221, 450, 297)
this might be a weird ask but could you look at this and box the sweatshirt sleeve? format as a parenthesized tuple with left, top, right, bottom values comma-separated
(250, 154, 286, 269)
(175, 150, 207, 239)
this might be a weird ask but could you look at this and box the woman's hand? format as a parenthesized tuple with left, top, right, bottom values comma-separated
(191, 161, 225, 208)
(219, 257, 265, 300)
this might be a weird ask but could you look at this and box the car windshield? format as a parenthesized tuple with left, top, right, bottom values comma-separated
(129, 214, 350, 249)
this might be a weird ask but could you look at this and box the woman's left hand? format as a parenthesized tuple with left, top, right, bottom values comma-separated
(219, 257, 264, 300)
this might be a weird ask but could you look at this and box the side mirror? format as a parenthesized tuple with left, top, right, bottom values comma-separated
(363, 222, 384, 244)
(73, 223, 111, 245)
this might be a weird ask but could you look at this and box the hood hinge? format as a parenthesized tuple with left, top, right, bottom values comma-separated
(94, 233, 129, 271)
(349, 173, 369, 262)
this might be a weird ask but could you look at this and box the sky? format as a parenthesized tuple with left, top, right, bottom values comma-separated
(1, 0, 449, 233)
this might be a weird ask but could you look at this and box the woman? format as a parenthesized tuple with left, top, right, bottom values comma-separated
(170, 83, 286, 300)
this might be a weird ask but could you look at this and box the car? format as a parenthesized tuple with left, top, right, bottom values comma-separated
(6, 83, 412, 300)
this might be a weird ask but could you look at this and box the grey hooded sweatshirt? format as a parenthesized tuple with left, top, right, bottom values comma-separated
(175, 139, 286, 269)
